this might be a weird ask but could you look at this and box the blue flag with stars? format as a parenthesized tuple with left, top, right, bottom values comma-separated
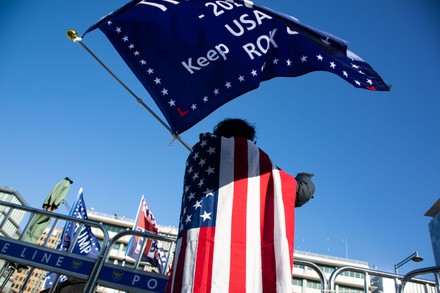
(83, 0, 390, 134)
(44, 189, 101, 289)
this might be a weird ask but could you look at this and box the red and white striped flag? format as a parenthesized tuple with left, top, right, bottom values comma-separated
(126, 196, 167, 272)
(167, 133, 297, 293)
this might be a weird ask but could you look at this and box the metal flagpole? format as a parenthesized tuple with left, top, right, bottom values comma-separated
(66, 29, 192, 152)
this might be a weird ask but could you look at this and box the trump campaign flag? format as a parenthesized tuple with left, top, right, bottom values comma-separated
(82, 0, 390, 134)
(44, 189, 101, 289)
(126, 195, 167, 272)
(167, 133, 297, 292)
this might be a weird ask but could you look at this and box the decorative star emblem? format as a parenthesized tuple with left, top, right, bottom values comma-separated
(187, 192, 195, 201)
(200, 211, 212, 222)
(198, 158, 206, 167)
(207, 147, 216, 155)
(205, 166, 215, 175)
(193, 200, 203, 210)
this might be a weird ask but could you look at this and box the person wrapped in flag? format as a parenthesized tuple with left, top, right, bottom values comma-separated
(167, 118, 314, 293)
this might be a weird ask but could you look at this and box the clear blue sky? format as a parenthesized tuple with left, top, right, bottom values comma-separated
(1, 0, 439, 275)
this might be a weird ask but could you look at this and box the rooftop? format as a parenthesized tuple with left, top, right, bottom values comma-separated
(425, 198, 440, 217)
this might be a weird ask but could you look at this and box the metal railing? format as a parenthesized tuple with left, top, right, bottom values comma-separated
(295, 259, 328, 291)
(86, 229, 176, 292)
(0, 199, 439, 293)
(0, 200, 110, 292)
(328, 265, 438, 293)
(397, 266, 440, 293)
(0, 200, 176, 293)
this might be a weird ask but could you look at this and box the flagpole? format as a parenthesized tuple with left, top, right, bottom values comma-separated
(67, 29, 192, 152)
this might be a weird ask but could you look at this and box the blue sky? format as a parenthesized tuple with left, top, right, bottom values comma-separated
(1, 0, 439, 276)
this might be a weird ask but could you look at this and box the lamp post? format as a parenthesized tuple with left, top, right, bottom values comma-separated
(394, 251, 424, 274)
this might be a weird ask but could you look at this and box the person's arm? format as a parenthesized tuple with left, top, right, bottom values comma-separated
(295, 173, 315, 207)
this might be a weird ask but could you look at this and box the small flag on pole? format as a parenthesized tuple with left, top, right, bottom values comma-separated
(83, 0, 390, 134)
(44, 189, 101, 289)
(126, 195, 166, 273)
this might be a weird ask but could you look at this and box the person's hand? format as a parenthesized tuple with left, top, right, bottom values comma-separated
(296, 172, 314, 180)
(295, 172, 315, 197)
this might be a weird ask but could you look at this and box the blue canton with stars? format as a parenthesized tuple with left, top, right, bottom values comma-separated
(178, 133, 220, 237)
(44, 192, 101, 289)
(84, 0, 390, 134)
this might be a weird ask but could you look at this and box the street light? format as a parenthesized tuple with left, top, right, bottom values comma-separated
(394, 251, 424, 274)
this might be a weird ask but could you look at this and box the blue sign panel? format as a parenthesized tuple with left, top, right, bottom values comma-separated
(0, 237, 95, 278)
(0, 237, 168, 292)
(98, 264, 168, 293)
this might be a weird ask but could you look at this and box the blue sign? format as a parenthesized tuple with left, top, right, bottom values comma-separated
(98, 264, 168, 293)
(0, 237, 168, 292)
(0, 237, 94, 278)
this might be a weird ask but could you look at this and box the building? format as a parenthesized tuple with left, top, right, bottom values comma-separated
(293, 250, 369, 293)
(0, 187, 28, 239)
(0, 187, 29, 291)
(425, 198, 440, 266)
(10, 228, 63, 293)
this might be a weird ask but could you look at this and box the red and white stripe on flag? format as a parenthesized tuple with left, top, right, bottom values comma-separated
(168, 135, 297, 293)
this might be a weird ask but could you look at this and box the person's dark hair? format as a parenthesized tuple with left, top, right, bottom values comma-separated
(213, 118, 256, 141)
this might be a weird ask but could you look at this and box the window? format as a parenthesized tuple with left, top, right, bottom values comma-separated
(317, 264, 336, 274)
(292, 278, 303, 286)
(341, 270, 365, 279)
(306, 280, 322, 289)
(337, 285, 363, 293)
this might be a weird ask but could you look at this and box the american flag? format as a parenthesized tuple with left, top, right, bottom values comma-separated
(167, 133, 297, 293)
(83, 0, 390, 135)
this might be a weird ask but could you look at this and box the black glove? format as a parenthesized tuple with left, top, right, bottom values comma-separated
(295, 173, 315, 207)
